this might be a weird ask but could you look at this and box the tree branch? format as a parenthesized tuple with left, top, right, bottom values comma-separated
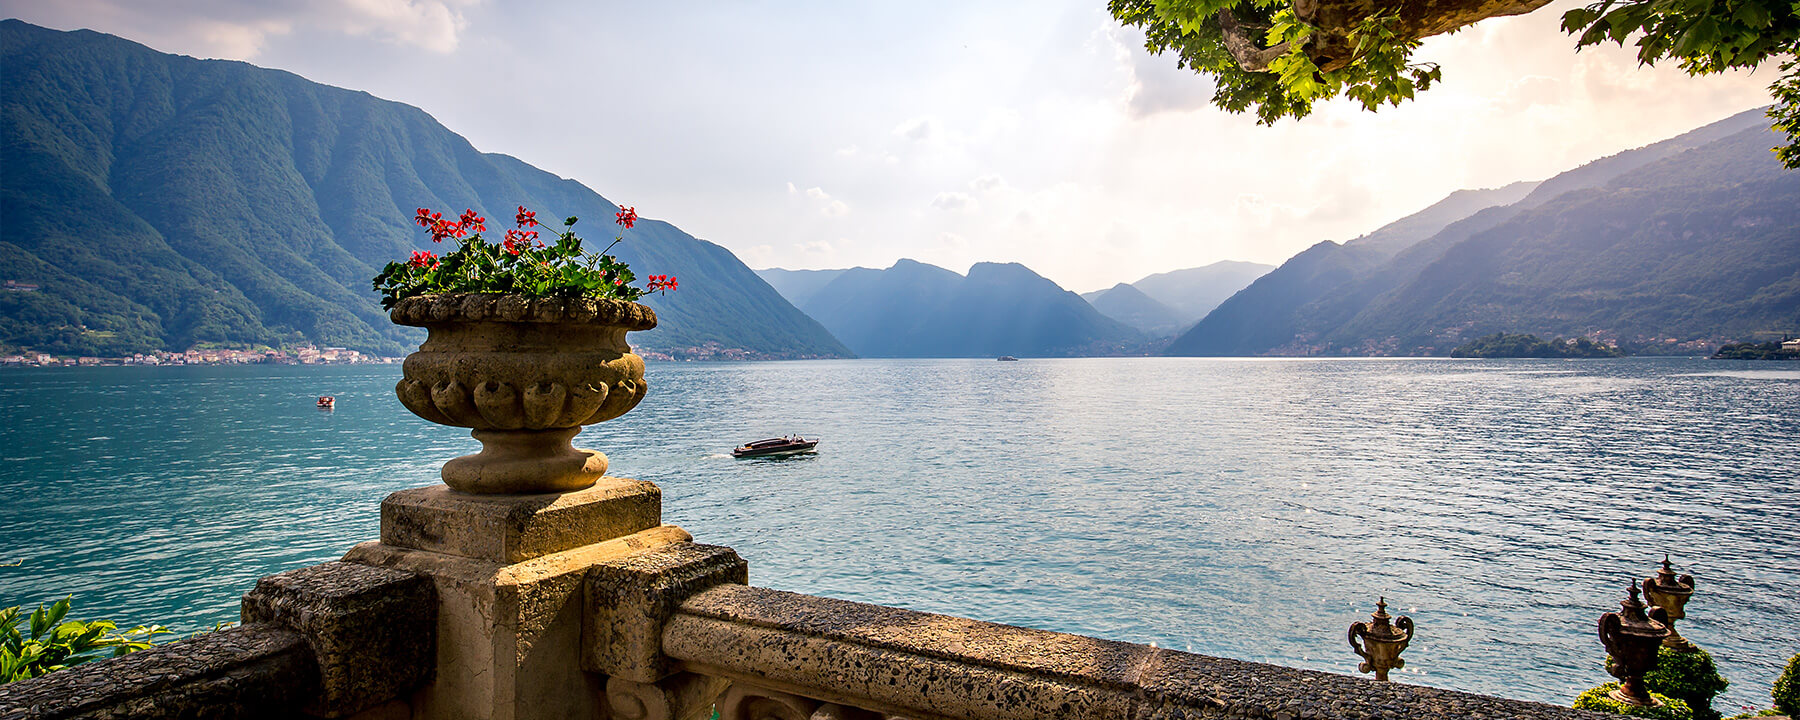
(1215, 8, 1291, 72)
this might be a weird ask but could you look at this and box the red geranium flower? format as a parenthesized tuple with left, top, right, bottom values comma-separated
(516, 206, 538, 228)
(615, 205, 637, 229)
(459, 209, 487, 233)
(409, 250, 438, 268)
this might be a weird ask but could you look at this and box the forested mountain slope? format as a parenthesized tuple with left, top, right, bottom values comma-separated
(0, 20, 848, 358)
(1168, 107, 1788, 356)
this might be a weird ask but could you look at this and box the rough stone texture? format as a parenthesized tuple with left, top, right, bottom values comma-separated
(665, 585, 1617, 720)
(380, 480, 662, 563)
(345, 481, 693, 720)
(0, 624, 316, 720)
(583, 542, 748, 682)
(240, 561, 436, 718)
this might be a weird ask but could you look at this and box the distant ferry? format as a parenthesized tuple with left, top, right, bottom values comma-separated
(731, 436, 819, 458)
(996, 356, 1019, 361)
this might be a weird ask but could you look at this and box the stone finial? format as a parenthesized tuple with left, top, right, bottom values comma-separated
(1349, 597, 1414, 681)
(1599, 581, 1672, 706)
(1642, 554, 1697, 652)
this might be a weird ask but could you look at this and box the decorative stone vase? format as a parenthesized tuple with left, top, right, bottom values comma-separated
(1642, 555, 1697, 652)
(1348, 597, 1414, 681)
(390, 293, 656, 494)
(1600, 581, 1673, 707)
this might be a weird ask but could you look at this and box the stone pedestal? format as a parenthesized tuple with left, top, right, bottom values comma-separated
(343, 478, 692, 720)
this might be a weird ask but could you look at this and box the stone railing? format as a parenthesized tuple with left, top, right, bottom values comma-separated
(0, 562, 434, 720)
(1, 478, 1615, 720)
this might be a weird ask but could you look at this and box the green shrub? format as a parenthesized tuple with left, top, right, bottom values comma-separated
(1610, 647, 1730, 720)
(1774, 652, 1800, 716)
(2, 598, 172, 683)
(1575, 683, 1695, 719)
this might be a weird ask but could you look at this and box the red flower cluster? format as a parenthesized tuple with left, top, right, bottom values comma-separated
(646, 274, 678, 293)
(515, 205, 538, 229)
(409, 250, 439, 268)
(615, 205, 637, 229)
(502, 228, 540, 255)
(415, 207, 476, 243)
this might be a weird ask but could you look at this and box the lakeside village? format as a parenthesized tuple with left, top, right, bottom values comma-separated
(0, 345, 395, 368)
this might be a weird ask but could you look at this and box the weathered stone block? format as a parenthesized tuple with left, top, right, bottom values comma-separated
(346, 509, 693, 720)
(241, 561, 436, 718)
(583, 542, 748, 683)
(380, 479, 661, 563)
(0, 624, 314, 720)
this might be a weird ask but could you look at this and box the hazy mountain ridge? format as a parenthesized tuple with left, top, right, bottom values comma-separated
(1170, 107, 1798, 357)
(795, 259, 1145, 357)
(1082, 283, 1189, 336)
(0, 20, 849, 359)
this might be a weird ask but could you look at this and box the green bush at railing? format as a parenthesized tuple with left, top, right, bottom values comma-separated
(1575, 683, 1695, 719)
(1610, 647, 1730, 720)
(2, 598, 172, 683)
(1774, 652, 1800, 717)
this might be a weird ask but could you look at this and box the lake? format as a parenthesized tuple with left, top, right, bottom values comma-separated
(1, 357, 1795, 711)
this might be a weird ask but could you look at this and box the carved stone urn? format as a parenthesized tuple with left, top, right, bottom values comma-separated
(390, 293, 656, 494)
(1599, 581, 1672, 707)
(1642, 555, 1697, 652)
(1348, 597, 1414, 681)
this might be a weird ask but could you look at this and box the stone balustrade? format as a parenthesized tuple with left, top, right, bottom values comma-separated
(0, 478, 1619, 720)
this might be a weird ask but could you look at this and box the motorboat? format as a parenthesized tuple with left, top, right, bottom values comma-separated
(996, 356, 1019, 361)
(731, 436, 819, 458)
(317, 396, 336, 409)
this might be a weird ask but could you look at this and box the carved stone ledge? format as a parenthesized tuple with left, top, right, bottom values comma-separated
(240, 561, 436, 718)
(605, 674, 728, 720)
(0, 624, 315, 720)
(583, 542, 749, 682)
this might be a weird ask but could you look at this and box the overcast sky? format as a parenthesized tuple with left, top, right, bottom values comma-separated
(2, 0, 1777, 292)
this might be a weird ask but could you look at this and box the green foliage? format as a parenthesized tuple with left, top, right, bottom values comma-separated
(1561, 0, 1800, 166)
(2, 598, 172, 683)
(1108, 0, 1439, 124)
(1775, 652, 1800, 716)
(1451, 332, 1625, 358)
(1609, 647, 1730, 720)
(1113, 0, 1800, 167)
(1711, 341, 1800, 360)
(1575, 683, 1695, 719)
(373, 207, 675, 309)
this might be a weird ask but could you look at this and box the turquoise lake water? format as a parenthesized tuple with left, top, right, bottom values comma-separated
(1, 358, 1796, 711)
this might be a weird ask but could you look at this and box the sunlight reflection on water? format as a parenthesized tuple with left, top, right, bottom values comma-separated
(0, 357, 1794, 709)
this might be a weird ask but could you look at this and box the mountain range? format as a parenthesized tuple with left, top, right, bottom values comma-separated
(759, 261, 1145, 357)
(0, 20, 848, 359)
(1079, 260, 1273, 336)
(1169, 107, 1799, 356)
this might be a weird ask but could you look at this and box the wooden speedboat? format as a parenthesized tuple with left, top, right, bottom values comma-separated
(731, 436, 819, 458)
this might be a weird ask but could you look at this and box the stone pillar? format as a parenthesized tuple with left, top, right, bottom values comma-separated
(341, 478, 694, 720)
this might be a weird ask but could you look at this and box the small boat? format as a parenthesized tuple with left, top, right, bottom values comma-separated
(316, 396, 336, 409)
(996, 356, 1019, 361)
(731, 436, 819, 458)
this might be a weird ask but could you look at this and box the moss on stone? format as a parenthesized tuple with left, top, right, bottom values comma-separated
(1575, 683, 1694, 719)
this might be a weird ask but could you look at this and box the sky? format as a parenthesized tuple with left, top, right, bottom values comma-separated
(1, 0, 1778, 293)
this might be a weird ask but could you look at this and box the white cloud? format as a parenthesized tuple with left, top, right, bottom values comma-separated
(931, 191, 976, 212)
(1, 0, 477, 59)
(970, 175, 1007, 192)
(893, 117, 936, 142)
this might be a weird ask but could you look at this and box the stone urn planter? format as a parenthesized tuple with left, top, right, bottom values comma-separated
(390, 293, 657, 494)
